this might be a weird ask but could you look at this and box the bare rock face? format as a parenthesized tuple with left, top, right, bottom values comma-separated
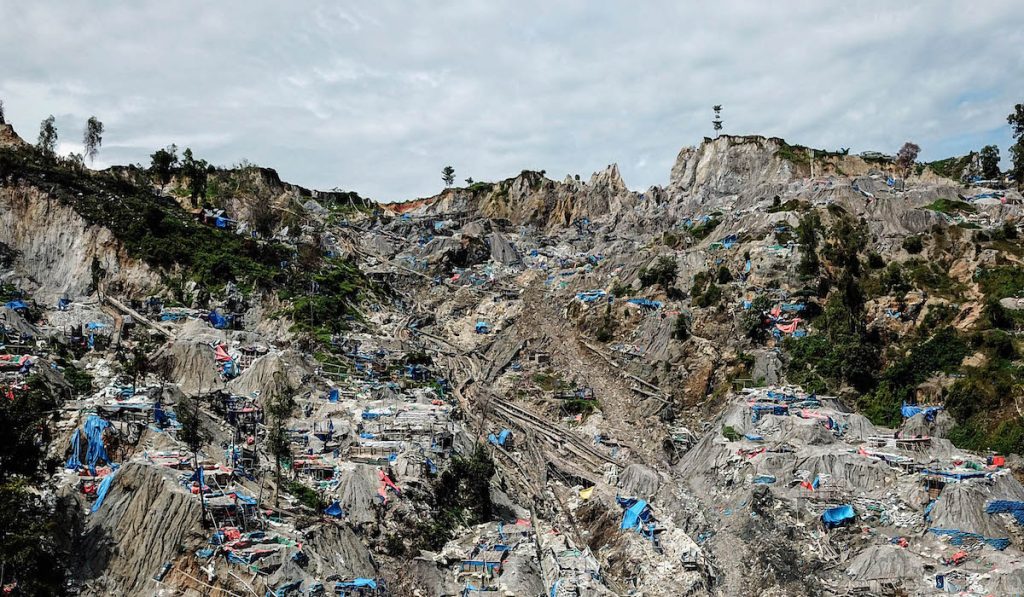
(0, 123, 28, 148)
(668, 135, 794, 199)
(0, 186, 161, 302)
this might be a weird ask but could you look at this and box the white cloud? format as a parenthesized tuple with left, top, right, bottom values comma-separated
(1, 0, 1022, 201)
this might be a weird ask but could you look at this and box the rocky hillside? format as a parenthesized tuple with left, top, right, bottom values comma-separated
(2, 123, 1024, 596)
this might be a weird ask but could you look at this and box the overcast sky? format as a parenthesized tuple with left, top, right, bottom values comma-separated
(2, 2, 1022, 202)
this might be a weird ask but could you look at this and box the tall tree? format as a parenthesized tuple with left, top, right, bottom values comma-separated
(149, 144, 178, 188)
(83, 116, 104, 164)
(442, 165, 455, 188)
(264, 372, 293, 508)
(181, 148, 210, 206)
(37, 115, 58, 155)
(176, 388, 211, 525)
(895, 142, 920, 180)
(1009, 103, 1024, 189)
(979, 145, 1001, 180)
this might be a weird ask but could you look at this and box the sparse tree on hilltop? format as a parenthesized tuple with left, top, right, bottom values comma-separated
(442, 165, 455, 188)
(980, 145, 1001, 180)
(1009, 103, 1024, 189)
(149, 144, 178, 188)
(37, 115, 58, 155)
(181, 147, 210, 207)
(83, 116, 104, 164)
(465, 177, 474, 185)
(895, 142, 920, 180)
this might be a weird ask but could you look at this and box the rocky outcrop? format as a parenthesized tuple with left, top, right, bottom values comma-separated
(0, 185, 161, 302)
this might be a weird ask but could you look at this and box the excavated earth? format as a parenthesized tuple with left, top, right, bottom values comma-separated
(3, 126, 1024, 596)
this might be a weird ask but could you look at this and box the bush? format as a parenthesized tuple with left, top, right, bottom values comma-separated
(639, 256, 678, 288)
(673, 314, 690, 341)
(902, 235, 924, 254)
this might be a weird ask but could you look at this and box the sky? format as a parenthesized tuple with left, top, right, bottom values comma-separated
(1, 1, 1022, 202)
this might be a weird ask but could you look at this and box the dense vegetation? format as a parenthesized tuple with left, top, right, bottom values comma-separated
(0, 377, 71, 595)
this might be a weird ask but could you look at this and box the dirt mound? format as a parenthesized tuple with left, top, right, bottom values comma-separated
(846, 544, 922, 581)
(152, 340, 224, 396)
(78, 463, 203, 595)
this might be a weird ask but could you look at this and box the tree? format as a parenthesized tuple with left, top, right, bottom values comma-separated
(1008, 104, 1024, 189)
(465, 177, 474, 185)
(176, 388, 211, 525)
(895, 142, 920, 180)
(83, 116, 104, 164)
(264, 372, 294, 508)
(980, 145, 1000, 180)
(124, 347, 149, 391)
(37, 115, 58, 155)
(442, 165, 455, 188)
(0, 379, 71, 594)
(181, 148, 210, 206)
(638, 256, 678, 288)
(796, 213, 821, 277)
(149, 144, 178, 188)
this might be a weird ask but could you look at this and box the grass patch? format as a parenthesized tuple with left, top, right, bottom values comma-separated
(923, 198, 976, 215)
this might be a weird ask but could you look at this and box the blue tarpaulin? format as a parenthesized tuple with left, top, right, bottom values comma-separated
(475, 321, 491, 334)
(626, 298, 663, 309)
(66, 428, 82, 469)
(324, 501, 345, 518)
(336, 578, 378, 590)
(208, 310, 228, 329)
(328, 388, 339, 402)
(901, 403, 943, 421)
(84, 415, 111, 474)
(576, 290, 607, 303)
(720, 234, 738, 249)
(488, 429, 511, 446)
(986, 500, 1024, 525)
(5, 300, 27, 310)
(743, 259, 751, 274)
(617, 497, 653, 531)
(821, 504, 855, 528)
(927, 528, 1010, 550)
(91, 470, 117, 513)
(922, 469, 990, 481)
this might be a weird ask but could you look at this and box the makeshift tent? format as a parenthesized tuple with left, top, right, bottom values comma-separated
(324, 501, 345, 518)
(576, 290, 607, 303)
(475, 321, 491, 334)
(5, 300, 27, 311)
(84, 415, 111, 474)
(626, 298, 663, 310)
(821, 504, 855, 528)
(208, 311, 228, 329)
(214, 344, 232, 362)
(328, 388, 339, 402)
(901, 403, 943, 421)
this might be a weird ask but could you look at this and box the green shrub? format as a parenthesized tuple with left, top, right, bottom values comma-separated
(639, 256, 678, 288)
(902, 235, 923, 254)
